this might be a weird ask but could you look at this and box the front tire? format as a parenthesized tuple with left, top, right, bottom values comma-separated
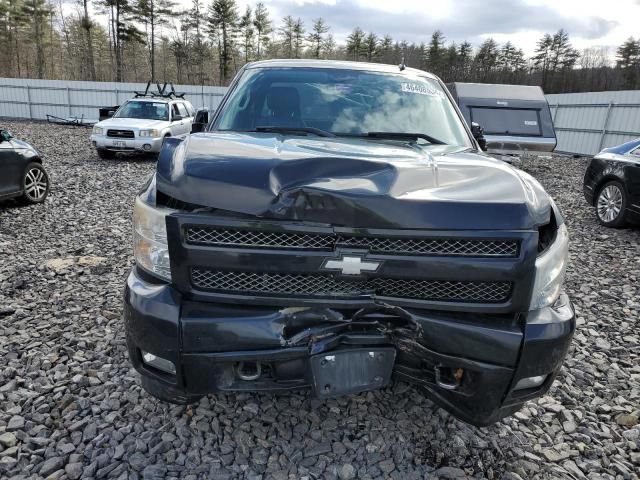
(19, 163, 49, 204)
(97, 148, 116, 159)
(595, 180, 627, 227)
(140, 375, 203, 405)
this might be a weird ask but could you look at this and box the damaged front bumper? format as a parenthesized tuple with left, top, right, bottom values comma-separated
(124, 267, 575, 427)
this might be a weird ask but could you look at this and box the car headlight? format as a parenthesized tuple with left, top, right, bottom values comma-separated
(139, 129, 160, 137)
(133, 197, 174, 280)
(93, 126, 103, 135)
(530, 223, 569, 310)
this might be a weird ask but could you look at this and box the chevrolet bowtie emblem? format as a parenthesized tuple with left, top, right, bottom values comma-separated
(322, 255, 381, 275)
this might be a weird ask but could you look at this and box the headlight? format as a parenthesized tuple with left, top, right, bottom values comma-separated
(133, 197, 174, 280)
(93, 126, 103, 135)
(530, 224, 569, 310)
(139, 129, 160, 137)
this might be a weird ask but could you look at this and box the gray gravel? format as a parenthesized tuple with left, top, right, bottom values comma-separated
(0, 121, 638, 480)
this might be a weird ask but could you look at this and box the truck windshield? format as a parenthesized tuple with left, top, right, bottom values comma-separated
(216, 67, 471, 147)
(114, 101, 169, 121)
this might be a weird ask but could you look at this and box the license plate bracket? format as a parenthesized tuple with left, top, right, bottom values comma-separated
(310, 347, 395, 399)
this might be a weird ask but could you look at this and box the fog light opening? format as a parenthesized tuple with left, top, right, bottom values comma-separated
(514, 374, 548, 391)
(143, 144, 152, 151)
(141, 350, 176, 375)
(236, 361, 262, 381)
(434, 366, 464, 391)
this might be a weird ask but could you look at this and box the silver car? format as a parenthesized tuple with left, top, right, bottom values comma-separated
(90, 98, 195, 159)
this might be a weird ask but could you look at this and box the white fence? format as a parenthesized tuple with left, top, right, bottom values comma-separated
(0, 77, 228, 123)
(2, 77, 639, 157)
(547, 90, 640, 156)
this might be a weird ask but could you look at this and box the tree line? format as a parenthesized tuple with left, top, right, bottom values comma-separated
(1, 0, 639, 93)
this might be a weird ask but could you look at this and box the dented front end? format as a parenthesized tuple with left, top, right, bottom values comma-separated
(124, 133, 574, 426)
(124, 198, 574, 427)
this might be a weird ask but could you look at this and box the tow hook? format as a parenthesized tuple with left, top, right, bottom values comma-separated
(236, 361, 262, 381)
(434, 366, 464, 390)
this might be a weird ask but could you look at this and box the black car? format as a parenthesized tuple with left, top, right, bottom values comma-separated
(0, 129, 49, 205)
(583, 138, 640, 227)
(123, 60, 575, 426)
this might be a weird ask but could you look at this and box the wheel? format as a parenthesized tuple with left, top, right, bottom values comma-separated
(140, 374, 203, 405)
(97, 148, 116, 159)
(18, 163, 49, 204)
(595, 180, 627, 227)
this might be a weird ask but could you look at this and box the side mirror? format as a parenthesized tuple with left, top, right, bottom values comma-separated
(0, 130, 13, 142)
(99, 106, 118, 121)
(191, 109, 209, 133)
(173, 114, 183, 122)
(471, 122, 487, 151)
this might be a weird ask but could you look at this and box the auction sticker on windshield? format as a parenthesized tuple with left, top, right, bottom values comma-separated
(401, 83, 443, 97)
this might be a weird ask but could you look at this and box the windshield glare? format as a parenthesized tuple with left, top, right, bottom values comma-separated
(115, 101, 169, 121)
(216, 67, 470, 147)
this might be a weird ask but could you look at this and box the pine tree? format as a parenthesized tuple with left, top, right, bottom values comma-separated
(187, 0, 208, 85)
(0, 0, 29, 76)
(533, 30, 578, 91)
(292, 17, 304, 58)
(279, 15, 295, 57)
(426, 30, 445, 77)
(364, 32, 378, 62)
(208, 0, 238, 84)
(99, 0, 143, 81)
(346, 26, 365, 61)
(443, 42, 457, 81)
(307, 17, 328, 59)
(551, 29, 579, 71)
(532, 33, 553, 89)
(81, 0, 97, 80)
(616, 37, 640, 88)
(378, 34, 393, 63)
(21, 0, 51, 78)
(322, 33, 335, 58)
(238, 5, 253, 63)
(252, 2, 271, 59)
(136, 0, 176, 80)
(456, 41, 473, 80)
(474, 38, 499, 82)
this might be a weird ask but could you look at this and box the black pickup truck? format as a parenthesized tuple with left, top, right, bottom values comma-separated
(124, 60, 574, 426)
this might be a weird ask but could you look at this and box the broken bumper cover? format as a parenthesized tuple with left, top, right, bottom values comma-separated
(124, 267, 575, 426)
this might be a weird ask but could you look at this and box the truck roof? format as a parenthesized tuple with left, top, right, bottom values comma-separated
(245, 59, 438, 80)
(448, 82, 546, 101)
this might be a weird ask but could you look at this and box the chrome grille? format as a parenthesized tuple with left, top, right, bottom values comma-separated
(185, 226, 519, 257)
(191, 268, 512, 304)
(335, 236, 518, 257)
(187, 227, 333, 250)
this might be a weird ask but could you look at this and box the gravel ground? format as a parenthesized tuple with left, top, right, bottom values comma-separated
(0, 121, 638, 480)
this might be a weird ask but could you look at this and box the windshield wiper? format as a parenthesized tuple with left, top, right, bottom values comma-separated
(253, 126, 335, 138)
(366, 131, 445, 145)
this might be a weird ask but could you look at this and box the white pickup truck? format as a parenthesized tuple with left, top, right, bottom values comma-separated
(90, 97, 196, 159)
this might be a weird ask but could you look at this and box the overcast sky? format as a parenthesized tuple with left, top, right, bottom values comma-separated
(201, 0, 639, 56)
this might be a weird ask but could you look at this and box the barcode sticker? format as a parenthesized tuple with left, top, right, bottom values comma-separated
(401, 83, 443, 97)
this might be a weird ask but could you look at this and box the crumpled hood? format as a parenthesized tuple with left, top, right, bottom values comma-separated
(156, 132, 552, 230)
